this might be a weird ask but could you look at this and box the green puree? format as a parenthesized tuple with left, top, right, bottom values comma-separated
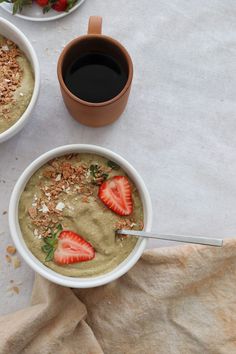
(18, 153, 144, 277)
(0, 35, 34, 134)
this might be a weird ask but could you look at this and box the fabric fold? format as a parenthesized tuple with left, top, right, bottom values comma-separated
(1, 240, 236, 354)
(0, 275, 102, 354)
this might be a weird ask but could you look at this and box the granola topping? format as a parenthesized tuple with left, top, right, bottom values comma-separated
(26, 154, 113, 237)
(0, 38, 22, 120)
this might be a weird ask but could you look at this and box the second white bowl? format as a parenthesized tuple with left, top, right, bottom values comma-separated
(0, 18, 40, 143)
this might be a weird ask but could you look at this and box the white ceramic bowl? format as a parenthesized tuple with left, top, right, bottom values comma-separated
(9, 145, 152, 288)
(0, 18, 40, 143)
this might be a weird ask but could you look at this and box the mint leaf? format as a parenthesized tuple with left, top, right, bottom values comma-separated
(43, 5, 51, 13)
(44, 237, 55, 246)
(90, 164, 99, 178)
(107, 160, 120, 170)
(11, 0, 32, 14)
(57, 224, 63, 232)
(42, 244, 52, 253)
(89, 165, 109, 185)
(102, 173, 109, 180)
(45, 248, 55, 262)
(42, 224, 63, 262)
(66, 0, 77, 11)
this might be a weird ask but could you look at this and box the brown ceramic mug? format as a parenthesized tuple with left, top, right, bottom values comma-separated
(57, 16, 133, 127)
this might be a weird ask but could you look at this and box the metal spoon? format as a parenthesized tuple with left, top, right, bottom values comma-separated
(116, 229, 223, 247)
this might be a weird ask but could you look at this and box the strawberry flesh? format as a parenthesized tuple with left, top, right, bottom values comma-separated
(98, 176, 133, 216)
(54, 231, 95, 265)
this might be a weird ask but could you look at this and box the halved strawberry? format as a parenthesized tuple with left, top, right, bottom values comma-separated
(54, 231, 95, 265)
(98, 176, 133, 216)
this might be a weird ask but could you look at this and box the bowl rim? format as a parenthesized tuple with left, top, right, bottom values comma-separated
(0, 17, 40, 143)
(9, 144, 153, 288)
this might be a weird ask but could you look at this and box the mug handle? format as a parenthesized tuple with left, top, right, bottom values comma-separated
(88, 16, 102, 35)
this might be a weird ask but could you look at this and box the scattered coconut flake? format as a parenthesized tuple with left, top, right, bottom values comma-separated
(45, 192, 51, 200)
(130, 223, 137, 227)
(39, 203, 49, 213)
(1, 45, 9, 51)
(33, 229, 38, 237)
(32, 202, 37, 207)
(19, 92, 24, 97)
(55, 174, 61, 181)
(42, 204, 49, 213)
(55, 202, 65, 211)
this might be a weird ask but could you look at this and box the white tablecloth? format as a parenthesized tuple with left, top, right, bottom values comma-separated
(0, 0, 236, 316)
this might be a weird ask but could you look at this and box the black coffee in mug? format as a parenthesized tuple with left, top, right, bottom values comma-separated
(64, 51, 128, 103)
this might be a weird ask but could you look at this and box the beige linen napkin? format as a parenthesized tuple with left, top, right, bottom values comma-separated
(1, 239, 236, 354)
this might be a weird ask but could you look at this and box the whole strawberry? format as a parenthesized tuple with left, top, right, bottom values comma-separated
(36, 0, 48, 6)
(52, 0, 67, 11)
(6, 0, 77, 14)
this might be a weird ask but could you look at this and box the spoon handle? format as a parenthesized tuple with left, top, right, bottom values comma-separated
(117, 230, 223, 247)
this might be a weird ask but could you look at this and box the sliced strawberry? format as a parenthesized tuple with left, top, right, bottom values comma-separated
(54, 231, 95, 265)
(98, 176, 133, 216)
